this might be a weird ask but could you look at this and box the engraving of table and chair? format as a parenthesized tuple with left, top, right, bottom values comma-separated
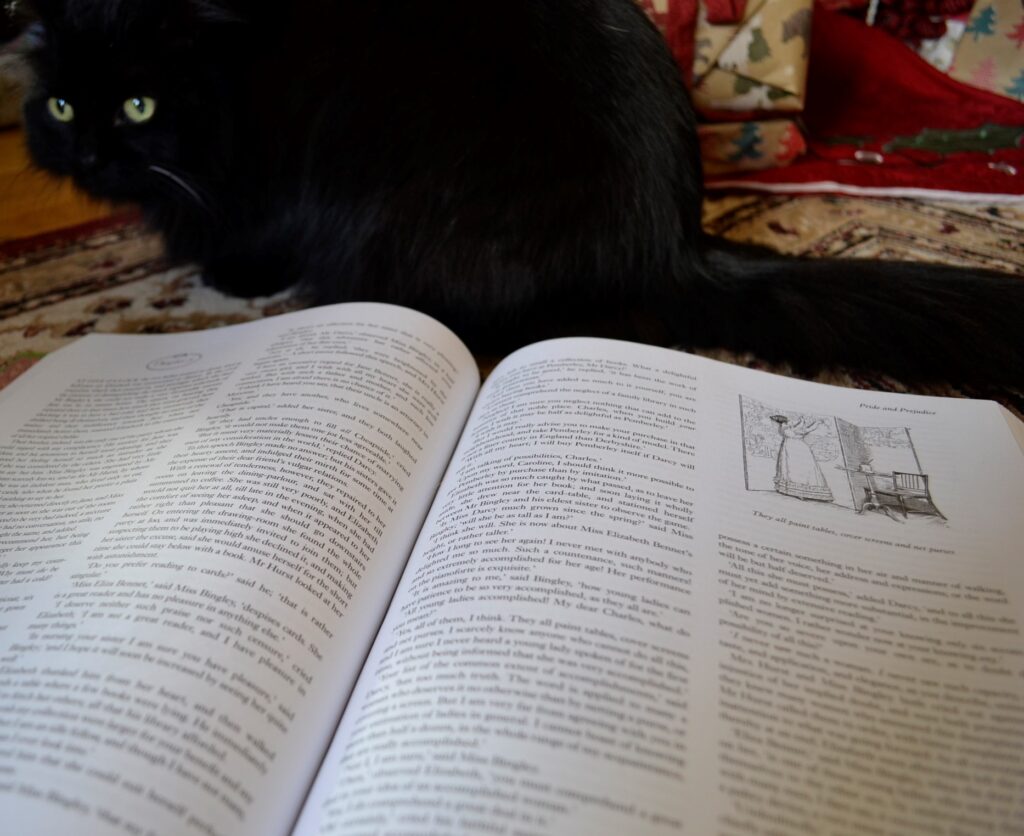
(840, 466, 946, 520)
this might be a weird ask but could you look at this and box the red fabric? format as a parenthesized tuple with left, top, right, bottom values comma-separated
(704, 0, 747, 24)
(664, 0, 700, 86)
(816, 0, 973, 41)
(703, 7, 1024, 195)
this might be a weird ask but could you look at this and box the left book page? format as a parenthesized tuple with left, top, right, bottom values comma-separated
(0, 303, 480, 836)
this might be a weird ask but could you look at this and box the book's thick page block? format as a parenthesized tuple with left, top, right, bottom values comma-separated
(297, 339, 1024, 835)
(0, 305, 479, 836)
(1002, 405, 1024, 454)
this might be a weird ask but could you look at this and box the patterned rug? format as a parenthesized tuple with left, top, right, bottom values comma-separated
(2, 195, 1022, 417)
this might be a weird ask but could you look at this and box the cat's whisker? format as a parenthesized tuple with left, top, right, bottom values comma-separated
(148, 164, 212, 214)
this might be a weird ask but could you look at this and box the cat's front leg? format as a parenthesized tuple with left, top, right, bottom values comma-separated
(200, 248, 298, 299)
(153, 210, 299, 298)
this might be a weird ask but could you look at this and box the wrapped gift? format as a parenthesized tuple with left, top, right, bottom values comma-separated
(705, 0, 748, 25)
(949, 0, 1024, 103)
(691, 0, 813, 116)
(635, 0, 671, 33)
(634, 0, 811, 174)
(698, 119, 807, 175)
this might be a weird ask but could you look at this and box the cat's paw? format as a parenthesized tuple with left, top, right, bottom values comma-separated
(200, 253, 296, 298)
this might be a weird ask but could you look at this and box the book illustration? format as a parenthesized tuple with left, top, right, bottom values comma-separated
(741, 396, 947, 523)
(770, 414, 834, 502)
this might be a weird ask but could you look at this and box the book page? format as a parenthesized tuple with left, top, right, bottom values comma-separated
(693, 360, 1024, 835)
(0, 304, 479, 836)
(295, 338, 1024, 835)
(296, 338, 712, 834)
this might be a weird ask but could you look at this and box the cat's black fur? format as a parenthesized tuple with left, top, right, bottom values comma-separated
(19, 0, 1024, 382)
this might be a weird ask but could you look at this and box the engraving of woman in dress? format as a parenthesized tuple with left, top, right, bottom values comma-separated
(770, 415, 834, 502)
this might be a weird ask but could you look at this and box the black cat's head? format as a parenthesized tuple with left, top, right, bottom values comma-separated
(22, 0, 244, 204)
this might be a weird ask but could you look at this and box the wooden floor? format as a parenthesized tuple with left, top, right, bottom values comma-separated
(0, 126, 114, 244)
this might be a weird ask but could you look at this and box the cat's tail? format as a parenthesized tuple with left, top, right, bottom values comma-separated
(674, 236, 1023, 384)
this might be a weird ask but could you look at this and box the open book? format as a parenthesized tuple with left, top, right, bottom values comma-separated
(1, 303, 1022, 836)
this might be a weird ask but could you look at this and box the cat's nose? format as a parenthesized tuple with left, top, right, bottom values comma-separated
(79, 151, 99, 170)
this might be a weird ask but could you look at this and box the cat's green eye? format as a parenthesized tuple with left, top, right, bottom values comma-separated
(47, 97, 74, 123)
(123, 96, 157, 124)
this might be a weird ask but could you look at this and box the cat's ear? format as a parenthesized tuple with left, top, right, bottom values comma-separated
(23, 0, 68, 24)
(2, 0, 41, 42)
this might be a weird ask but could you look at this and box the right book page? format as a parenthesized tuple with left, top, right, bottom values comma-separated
(693, 351, 1024, 835)
(295, 338, 1024, 836)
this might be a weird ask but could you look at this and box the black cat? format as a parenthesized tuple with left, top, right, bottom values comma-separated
(18, 0, 1024, 382)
